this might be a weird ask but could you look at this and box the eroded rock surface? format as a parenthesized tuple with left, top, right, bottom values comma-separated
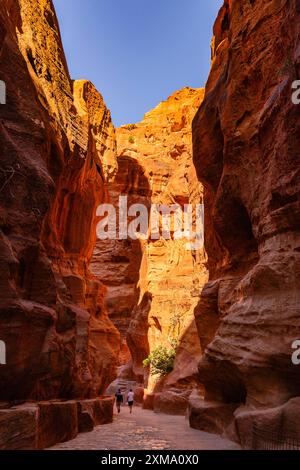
(192, 0, 300, 442)
(0, 0, 119, 401)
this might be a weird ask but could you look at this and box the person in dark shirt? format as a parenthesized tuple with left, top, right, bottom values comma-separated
(115, 388, 124, 413)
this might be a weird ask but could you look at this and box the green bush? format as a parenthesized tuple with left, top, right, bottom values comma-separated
(128, 135, 135, 144)
(143, 343, 177, 376)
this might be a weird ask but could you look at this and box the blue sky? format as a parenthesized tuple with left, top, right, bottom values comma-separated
(53, 0, 223, 127)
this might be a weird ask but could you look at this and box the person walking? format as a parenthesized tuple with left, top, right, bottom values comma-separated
(127, 389, 134, 414)
(115, 388, 124, 414)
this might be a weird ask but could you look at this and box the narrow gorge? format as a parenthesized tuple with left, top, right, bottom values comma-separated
(0, 0, 300, 451)
(91, 87, 207, 414)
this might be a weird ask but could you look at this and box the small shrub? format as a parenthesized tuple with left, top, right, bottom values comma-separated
(128, 135, 135, 144)
(143, 343, 177, 376)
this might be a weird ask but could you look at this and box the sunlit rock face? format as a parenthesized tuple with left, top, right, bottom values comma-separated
(91, 88, 208, 408)
(0, 0, 119, 400)
(90, 154, 150, 369)
(191, 0, 300, 441)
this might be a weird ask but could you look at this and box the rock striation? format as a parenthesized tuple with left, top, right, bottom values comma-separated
(0, 0, 119, 402)
(191, 0, 300, 446)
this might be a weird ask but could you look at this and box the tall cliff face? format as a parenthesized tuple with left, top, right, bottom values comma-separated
(191, 0, 300, 442)
(119, 89, 207, 396)
(91, 88, 208, 410)
(90, 154, 150, 368)
(0, 0, 119, 400)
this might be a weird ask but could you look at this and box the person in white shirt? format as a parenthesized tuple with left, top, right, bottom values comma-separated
(127, 389, 134, 413)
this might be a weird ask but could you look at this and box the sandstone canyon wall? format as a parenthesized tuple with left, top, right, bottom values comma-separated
(2, 0, 299, 450)
(0, 0, 120, 401)
(91, 88, 209, 412)
(191, 0, 300, 446)
(90, 154, 150, 369)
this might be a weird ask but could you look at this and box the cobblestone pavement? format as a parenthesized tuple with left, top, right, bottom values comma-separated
(49, 406, 240, 450)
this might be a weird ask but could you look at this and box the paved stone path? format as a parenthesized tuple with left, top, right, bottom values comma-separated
(50, 406, 240, 450)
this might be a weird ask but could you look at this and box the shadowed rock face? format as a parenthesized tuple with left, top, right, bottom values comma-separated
(0, 0, 119, 400)
(192, 0, 300, 437)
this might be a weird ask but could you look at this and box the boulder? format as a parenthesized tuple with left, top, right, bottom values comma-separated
(78, 410, 94, 434)
(153, 390, 189, 415)
(188, 391, 238, 436)
(0, 405, 38, 450)
(77, 397, 114, 426)
(38, 401, 78, 449)
(143, 392, 155, 410)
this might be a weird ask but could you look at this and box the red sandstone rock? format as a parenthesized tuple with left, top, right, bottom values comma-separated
(0, 396, 114, 449)
(0, 404, 38, 450)
(2, 0, 299, 448)
(153, 390, 189, 416)
(119, 89, 207, 407)
(77, 410, 94, 434)
(132, 387, 145, 405)
(233, 398, 300, 450)
(0, 0, 119, 400)
(192, 0, 300, 440)
(38, 401, 78, 449)
(77, 396, 114, 426)
(142, 392, 155, 410)
(90, 156, 150, 370)
(188, 390, 238, 436)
